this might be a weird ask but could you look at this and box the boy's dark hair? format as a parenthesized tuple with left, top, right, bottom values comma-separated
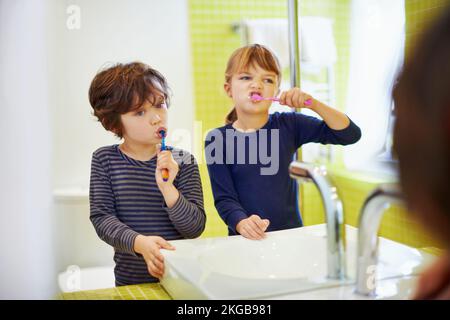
(88, 62, 170, 138)
(393, 7, 450, 221)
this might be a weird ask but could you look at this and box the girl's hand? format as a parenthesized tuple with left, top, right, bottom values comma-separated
(236, 215, 270, 240)
(155, 144, 179, 189)
(279, 87, 314, 109)
(134, 235, 175, 279)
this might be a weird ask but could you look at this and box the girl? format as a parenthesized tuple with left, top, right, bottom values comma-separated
(205, 44, 361, 240)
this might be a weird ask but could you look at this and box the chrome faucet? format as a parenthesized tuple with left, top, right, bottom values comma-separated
(289, 161, 346, 280)
(355, 183, 403, 296)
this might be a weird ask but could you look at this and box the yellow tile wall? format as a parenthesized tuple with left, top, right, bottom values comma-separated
(190, 0, 288, 238)
(301, 167, 442, 249)
(405, 0, 450, 57)
(302, 0, 449, 250)
(190, 0, 352, 238)
(190, 0, 447, 250)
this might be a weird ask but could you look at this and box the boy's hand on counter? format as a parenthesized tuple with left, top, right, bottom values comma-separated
(236, 215, 270, 240)
(134, 235, 175, 279)
(278, 87, 314, 109)
(155, 144, 179, 187)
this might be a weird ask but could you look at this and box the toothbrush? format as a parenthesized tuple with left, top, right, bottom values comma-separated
(159, 129, 169, 182)
(250, 93, 312, 106)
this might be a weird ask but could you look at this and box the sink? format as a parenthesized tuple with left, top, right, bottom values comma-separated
(160, 224, 436, 299)
(197, 232, 325, 280)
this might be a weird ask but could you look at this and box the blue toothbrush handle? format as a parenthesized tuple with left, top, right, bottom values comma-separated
(160, 137, 169, 181)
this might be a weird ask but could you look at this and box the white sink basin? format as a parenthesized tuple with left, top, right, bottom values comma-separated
(198, 232, 323, 280)
(160, 224, 436, 299)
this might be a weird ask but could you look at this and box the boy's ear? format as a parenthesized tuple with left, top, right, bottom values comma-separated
(224, 83, 232, 98)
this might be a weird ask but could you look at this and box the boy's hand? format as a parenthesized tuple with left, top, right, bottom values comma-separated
(279, 88, 314, 109)
(134, 235, 175, 279)
(236, 215, 270, 240)
(155, 144, 179, 188)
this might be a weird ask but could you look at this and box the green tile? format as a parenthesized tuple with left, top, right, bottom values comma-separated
(58, 283, 172, 300)
(189, 0, 447, 247)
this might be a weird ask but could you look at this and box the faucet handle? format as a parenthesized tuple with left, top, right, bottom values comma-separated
(364, 183, 404, 206)
(376, 183, 402, 197)
(289, 161, 326, 183)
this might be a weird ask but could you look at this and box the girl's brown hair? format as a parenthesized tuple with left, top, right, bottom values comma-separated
(88, 62, 170, 138)
(224, 44, 282, 124)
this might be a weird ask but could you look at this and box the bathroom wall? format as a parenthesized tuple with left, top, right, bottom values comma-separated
(302, 0, 450, 251)
(293, 0, 352, 228)
(48, 0, 194, 274)
(0, 0, 194, 298)
(189, 0, 352, 238)
(0, 0, 57, 299)
(49, 0, 194, 191)
(189, 0, 289, 237)
(405, 0, 450, 57)
(190, 0, 447, 250)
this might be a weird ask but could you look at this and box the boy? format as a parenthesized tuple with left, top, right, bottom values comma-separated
(88, 62, 205, 286)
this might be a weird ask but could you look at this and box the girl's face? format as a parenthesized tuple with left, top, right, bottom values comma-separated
(225, 63, 279, 116)
(120, 92, 168, 146)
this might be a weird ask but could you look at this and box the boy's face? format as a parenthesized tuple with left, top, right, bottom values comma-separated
(120, 92, 168, 146)
(224, 63, 279, 116)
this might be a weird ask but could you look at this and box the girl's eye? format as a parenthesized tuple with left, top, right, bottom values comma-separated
(136, 110, 145, 116)
(264, 79, 274, 84)
(239, 76, 251, 80)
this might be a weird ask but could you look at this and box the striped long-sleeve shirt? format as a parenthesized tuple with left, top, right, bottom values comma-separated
(89, 144, 206, 286)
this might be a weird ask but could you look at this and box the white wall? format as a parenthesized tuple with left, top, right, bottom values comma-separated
(0, 0, 192, 298)
(49, 0, 194, 190)
(49, 0, 194, 282)
(0, 0, 56, 299)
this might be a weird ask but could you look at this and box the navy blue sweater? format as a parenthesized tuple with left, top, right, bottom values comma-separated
(205, 112, 361, 235)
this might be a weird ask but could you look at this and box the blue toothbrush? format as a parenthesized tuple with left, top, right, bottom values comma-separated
(159, 130, 169, 182)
